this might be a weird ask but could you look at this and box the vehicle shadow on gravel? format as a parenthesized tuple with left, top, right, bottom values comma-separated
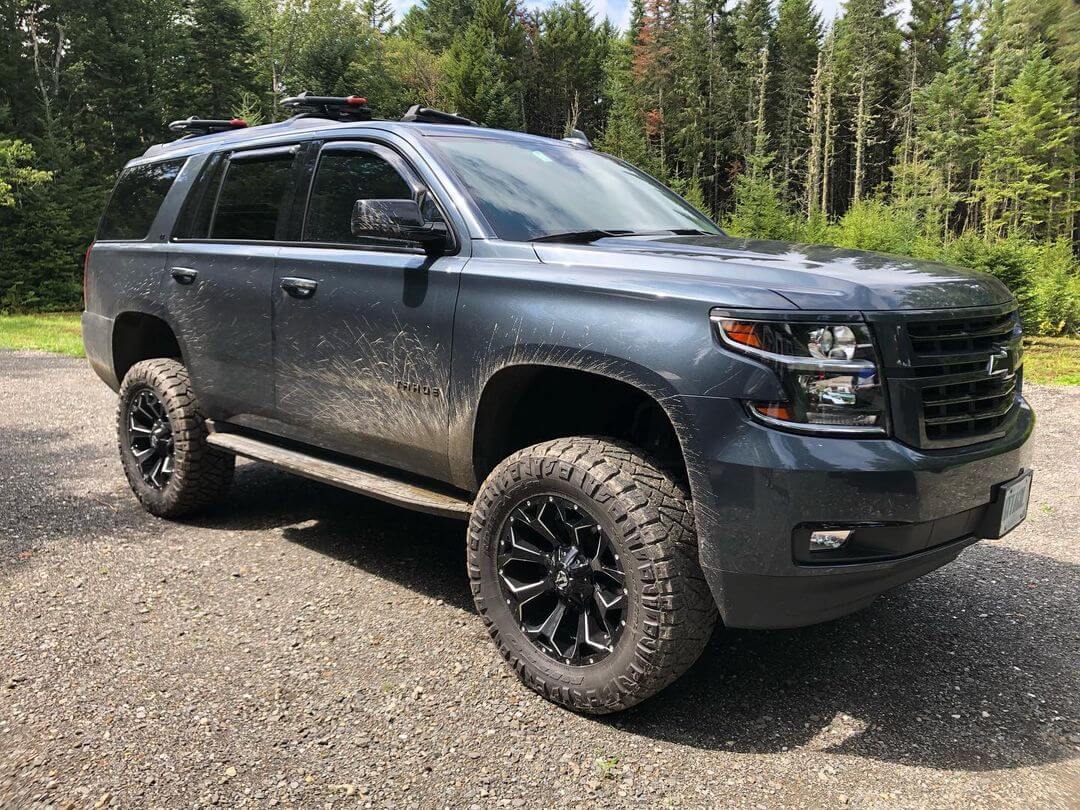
(613, 542, 1078, 772)
(181, 465, 1080, 774)
(191, 462, 475, 611)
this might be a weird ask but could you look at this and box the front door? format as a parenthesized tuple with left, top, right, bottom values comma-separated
(272, 141, 464, 481)
(165, 144, 304, 422)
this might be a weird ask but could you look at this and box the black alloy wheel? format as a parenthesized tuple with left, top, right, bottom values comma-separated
(497, 494, 627, 666)
(126, 387, 175, 490)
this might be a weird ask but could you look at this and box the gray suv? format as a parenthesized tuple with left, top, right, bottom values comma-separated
(82, 96, 1034, 713)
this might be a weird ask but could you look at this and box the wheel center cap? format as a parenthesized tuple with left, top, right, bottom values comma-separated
(150, 423, 170, 447)
(554, 570, 570, 590)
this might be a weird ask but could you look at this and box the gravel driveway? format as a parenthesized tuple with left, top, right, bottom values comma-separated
(1, 351, 1077, 809)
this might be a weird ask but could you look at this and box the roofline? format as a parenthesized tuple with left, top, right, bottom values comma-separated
(134, 116, 584, 165)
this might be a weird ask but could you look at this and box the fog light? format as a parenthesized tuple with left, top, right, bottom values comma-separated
(810, 529, 852, 552)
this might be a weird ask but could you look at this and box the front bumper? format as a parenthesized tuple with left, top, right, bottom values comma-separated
(677, 395, 1035, 629)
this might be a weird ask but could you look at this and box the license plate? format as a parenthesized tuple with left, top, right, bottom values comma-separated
(997, 472, 1032, 537)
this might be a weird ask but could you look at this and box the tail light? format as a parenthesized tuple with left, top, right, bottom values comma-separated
(83, 242, 94, 309)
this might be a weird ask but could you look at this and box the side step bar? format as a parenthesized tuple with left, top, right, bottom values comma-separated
(205, 427, 472, 520)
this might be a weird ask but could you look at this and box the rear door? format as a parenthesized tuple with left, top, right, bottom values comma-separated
(272, 140, 466, 482)
(165, 144, 306, 422)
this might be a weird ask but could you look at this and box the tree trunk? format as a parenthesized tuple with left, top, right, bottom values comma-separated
(805, 51, 824, 218)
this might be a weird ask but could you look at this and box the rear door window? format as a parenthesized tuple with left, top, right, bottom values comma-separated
(97, 158, 185, 241)
(211, 149, 298, 241)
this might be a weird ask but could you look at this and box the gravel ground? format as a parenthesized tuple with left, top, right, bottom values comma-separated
(1, 351, 1078, 809)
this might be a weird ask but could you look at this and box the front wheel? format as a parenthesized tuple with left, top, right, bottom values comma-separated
(117, 358, 234, 518)
(468, 437, 717, 713)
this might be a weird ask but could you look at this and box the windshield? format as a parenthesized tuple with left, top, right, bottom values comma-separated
(429, 136, 722, 242)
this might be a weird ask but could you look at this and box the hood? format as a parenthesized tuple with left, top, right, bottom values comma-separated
(533, 234, 1013, 311)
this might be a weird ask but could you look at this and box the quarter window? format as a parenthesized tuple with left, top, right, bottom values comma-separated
(304, 151, 414, 245)
(211, 152, 296, 241)
(97, 158, 185, 241)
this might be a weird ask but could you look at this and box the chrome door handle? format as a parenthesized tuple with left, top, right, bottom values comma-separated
(170, 267, 198, 285)
(280, 277, 318, 299)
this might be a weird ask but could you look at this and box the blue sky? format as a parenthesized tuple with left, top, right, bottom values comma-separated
(390, 0, 912, 31)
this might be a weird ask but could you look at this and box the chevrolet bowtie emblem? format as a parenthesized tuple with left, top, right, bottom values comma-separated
(987, 349, 1010, 377)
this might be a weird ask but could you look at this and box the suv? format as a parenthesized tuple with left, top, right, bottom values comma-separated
(83, 96, 1034, 713)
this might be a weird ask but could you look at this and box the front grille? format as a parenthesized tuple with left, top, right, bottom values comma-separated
(906, 309, 1018, 357)
(870, 305, 1023, 450)
(920, 373, 1018, 443)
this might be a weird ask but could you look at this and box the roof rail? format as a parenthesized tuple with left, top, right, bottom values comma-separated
(282, 92, 374, 122)
(168, 117, 249, 137)
(401, 105, 477, 127)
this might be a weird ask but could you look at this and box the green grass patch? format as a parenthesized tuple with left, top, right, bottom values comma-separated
(0, 312, 85, 357)
(1024, 336, 1080, 385)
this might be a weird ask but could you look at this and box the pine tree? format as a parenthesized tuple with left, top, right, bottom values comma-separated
(832, 0, 902, 205)
(527, 0, 609, 138)
(441, 0, 527, 129)
(976, 46, 1077, 239)
(361, 0, 395, 33)
(598, 35, 655, 173)
(726, 44, 794, 240)
(733, 0, 774, 157)
(400, 0, 480, 54)
(769, 0, 821, 205)
(905, 0, 957, 85)
(184, 0, 257, 116)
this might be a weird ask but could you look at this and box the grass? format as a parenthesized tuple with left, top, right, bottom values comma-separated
(0, 313, 1078, 385)
(1023, 336, 1080, 385)
(0, 312, 84, 357)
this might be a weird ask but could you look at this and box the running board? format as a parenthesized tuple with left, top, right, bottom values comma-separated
(205, 427, 472, 520)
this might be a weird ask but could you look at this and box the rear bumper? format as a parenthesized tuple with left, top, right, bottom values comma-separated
(81, 310, 118, 390)
(678, 395, 1035, 629)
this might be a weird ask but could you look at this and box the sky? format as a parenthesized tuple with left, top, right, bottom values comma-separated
(389, 0, 913, 32)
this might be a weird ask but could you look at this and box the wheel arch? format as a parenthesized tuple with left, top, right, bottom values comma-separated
(111, 310, 185, 383)
(467, 359, 696, 495)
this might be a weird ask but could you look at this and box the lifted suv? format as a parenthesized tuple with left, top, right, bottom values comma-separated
(83, 95, 1034, 713)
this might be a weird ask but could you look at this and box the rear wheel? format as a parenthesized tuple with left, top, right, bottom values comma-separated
(117, 359, 233, 518)
(468, 437, 717, 713)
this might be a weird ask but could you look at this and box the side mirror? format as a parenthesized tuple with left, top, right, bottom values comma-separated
(350, 198, 447, 255)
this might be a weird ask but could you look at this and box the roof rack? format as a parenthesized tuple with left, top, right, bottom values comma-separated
(168, 117, 249, 137)
(282, 92, 374, 122)
(401, 105, 477, 127)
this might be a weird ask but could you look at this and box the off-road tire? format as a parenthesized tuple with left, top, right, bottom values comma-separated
(468, 437, 718, 713)
(117, 358, 234, 518)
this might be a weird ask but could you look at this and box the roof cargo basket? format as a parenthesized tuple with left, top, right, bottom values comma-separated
(401, 105, 476, 126)
(168, 117, 249, 137)
(282, 92, 374, 122)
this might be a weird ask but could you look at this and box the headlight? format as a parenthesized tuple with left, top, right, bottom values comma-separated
(712, 312, 887, 435)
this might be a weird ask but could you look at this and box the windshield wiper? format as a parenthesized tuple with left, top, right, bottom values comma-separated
(530, 228, 714, 244)
(530, 229, 636, 243)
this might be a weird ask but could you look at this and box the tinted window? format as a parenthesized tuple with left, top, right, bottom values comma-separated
(97, 159, 185, 241)
(212, 153, 296, 241)
(430, 137, 720, 242)
(173, 156, 225, 239)
(304, 150, 414, 245)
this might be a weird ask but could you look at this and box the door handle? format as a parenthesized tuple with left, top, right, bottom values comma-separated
(281, 277, 318, 299)
(169, 267, 198, 285)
